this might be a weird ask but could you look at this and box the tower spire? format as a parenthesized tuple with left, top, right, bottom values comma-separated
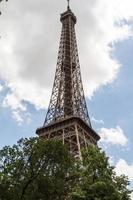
(67, 0, 70, 10)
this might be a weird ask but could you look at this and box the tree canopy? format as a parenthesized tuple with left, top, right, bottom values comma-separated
(72, 147, 131, 200)
(0, 137, 132, 200)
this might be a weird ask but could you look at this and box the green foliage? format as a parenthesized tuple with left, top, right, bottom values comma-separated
(72, 147, 131, 200)
(0, 138, 131, 200)
(0, 138, 76, 200)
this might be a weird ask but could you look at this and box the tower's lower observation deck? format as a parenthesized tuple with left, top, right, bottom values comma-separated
(36, 117, 100, 157)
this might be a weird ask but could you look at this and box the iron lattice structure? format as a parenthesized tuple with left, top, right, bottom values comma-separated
(36, 6, 100, 158)
(45, 9, 91, 127)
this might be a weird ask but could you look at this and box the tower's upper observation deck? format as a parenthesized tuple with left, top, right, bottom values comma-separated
(60, 8, 77, 24)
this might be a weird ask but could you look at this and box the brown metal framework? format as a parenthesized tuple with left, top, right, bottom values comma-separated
(44, 9, 91, 127)
(36, 6, 100, 158)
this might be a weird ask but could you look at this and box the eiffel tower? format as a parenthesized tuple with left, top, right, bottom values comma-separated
(36, 1, 100, 159)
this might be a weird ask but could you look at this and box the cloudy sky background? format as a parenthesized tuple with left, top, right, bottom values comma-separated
(0, 0, 133, 195)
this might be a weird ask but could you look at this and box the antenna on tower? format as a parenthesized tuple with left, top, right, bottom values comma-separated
(67, 0, 70, 10)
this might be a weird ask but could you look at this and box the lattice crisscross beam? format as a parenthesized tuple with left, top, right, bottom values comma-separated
(44, 8, 91, 127)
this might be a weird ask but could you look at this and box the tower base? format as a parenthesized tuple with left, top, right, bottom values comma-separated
(36, 117, 100, 159)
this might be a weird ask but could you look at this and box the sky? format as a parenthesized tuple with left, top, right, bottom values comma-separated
(0, 0, 133, 196)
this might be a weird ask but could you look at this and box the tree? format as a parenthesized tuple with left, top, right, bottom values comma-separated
(72, 147, 131, 200)
(0, 138, 131, 200)
(0, 138, 76, 200)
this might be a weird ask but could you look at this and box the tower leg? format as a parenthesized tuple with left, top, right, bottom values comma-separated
(75, 124, 82, 160)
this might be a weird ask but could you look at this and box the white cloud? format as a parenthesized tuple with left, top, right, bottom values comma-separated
(99, 126, 128, 146)
(12, 110, 23, 124)
(0, 0, 133, 122)
(115, 159, 133, 199)
(115, 159, 133, 181)
(3, 92, 26, 111)
(12, 110, 31, 125)
(91, 117, 104, 125)
(0, 84, 3, 92)
(109, 156, 115, 166)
